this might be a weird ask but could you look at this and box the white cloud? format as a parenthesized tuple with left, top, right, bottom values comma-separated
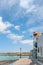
(0, 17, 12, 33)
(22, 31, 26, 34)
(0, 17, 24, 44)
(20, 0, 29, 9)
(29, 26, 43, 33)
(31, 0, 43, 19)
(0, 0, 17, 10)
(20, 0, 33, 9)
(25, 14, 37, 27)
(7, 33, 24, 43)
(34, 0, 43, 6)
(8, 0, 16, 8)
(26, 5, 36, 13)
(15, 25, 20, 30)
(20, 0, 43, 19)
(35, 6, 43, 19)
(20, 0, 36, 13)
(0, 0, 43, 20)
(3, 30, 11, 34)
(20, 40, 33, 44)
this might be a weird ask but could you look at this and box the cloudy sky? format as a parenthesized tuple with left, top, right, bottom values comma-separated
(0, 0, 43, 52)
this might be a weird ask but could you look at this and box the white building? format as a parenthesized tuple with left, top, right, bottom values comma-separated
(33, 32, 43, 62)
(37, 33, 43, 62)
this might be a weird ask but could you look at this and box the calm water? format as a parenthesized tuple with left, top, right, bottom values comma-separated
(0, 55, 29, 65)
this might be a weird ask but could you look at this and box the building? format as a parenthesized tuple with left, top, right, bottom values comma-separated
(33, 32, 43, 62)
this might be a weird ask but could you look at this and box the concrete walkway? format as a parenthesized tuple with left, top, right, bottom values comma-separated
(0, 60, 17, 65)
(14, 58, 40, 65)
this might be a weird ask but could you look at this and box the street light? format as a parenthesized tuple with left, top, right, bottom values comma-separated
(20, 48, 21, 58)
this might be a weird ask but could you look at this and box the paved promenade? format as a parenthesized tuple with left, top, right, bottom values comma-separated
(0, 58, 40, 65)
(0, 60, 17, 65)
(14, 58, 40, 65)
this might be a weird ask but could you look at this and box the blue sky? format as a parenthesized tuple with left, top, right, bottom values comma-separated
(0, 0, 43, 52)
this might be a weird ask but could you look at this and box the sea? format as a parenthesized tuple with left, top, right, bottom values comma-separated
(0, 55, 29, 65)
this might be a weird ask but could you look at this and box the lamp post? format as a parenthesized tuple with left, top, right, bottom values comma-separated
(20, 48, 21, 58)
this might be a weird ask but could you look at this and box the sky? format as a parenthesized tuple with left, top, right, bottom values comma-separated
(0, 0, 43, 52)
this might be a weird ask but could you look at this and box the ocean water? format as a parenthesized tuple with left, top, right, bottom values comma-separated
(0, 55, 29, 65)
(0, 56, 20, 60)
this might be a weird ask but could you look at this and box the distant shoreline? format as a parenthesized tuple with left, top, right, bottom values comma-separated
(0, 52, 32, 56)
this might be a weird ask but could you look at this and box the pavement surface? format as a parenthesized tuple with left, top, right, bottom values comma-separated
(14, 58, 40, 65)
(0, 60, 17, 65)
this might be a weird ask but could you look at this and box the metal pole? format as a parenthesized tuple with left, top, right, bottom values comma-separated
(20, 48, 21, 58)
